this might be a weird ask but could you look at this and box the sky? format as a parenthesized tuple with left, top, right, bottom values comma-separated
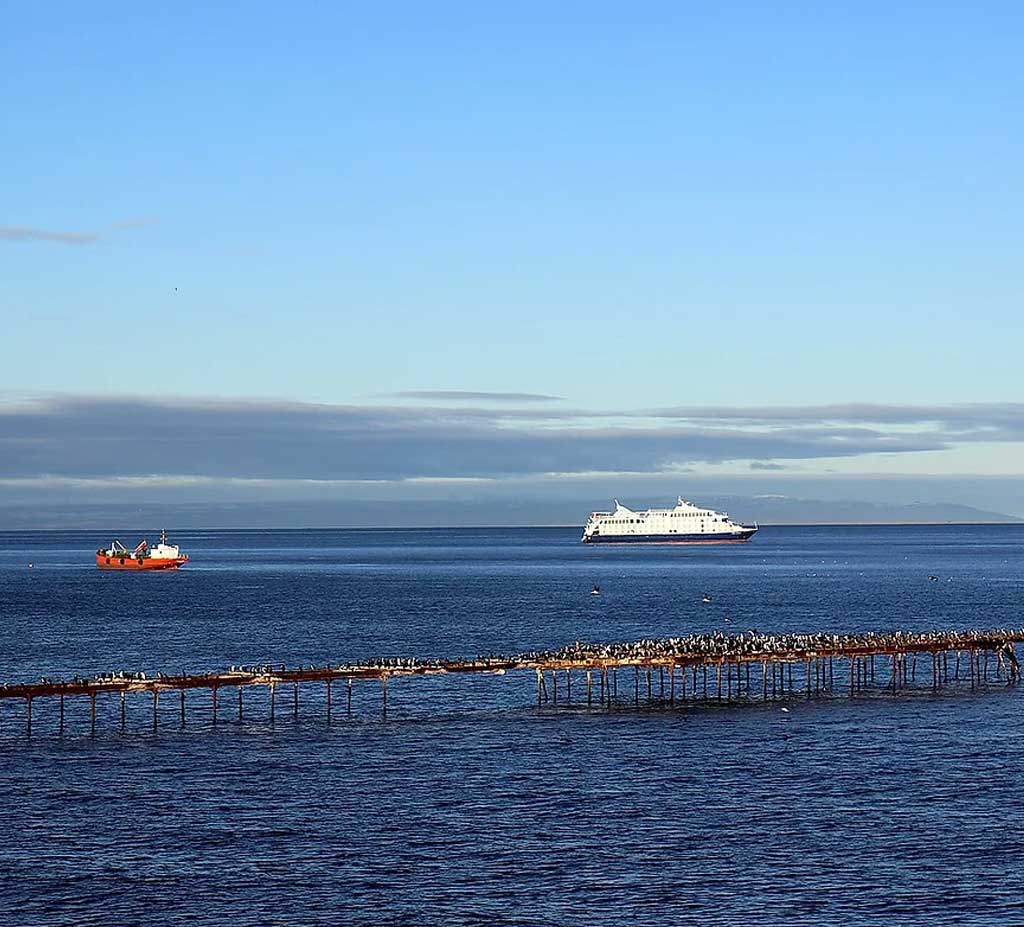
(2, 3, 1023, 520)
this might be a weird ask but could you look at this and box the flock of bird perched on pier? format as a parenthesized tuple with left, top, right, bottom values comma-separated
(222, 627, 1024, 676)
(2, 627, 1022, 701)
(522, 628, 1024, 666)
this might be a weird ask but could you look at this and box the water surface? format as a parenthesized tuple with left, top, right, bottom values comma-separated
(1, 526, 1022, 925)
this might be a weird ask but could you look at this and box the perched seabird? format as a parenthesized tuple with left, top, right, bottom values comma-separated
(702, 593, 713, 604)
(591, 585, 601, 596)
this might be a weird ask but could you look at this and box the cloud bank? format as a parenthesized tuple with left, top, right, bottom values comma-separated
(1, 395, 1020, 485)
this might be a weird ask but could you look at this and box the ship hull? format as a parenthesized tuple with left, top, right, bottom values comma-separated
(96, 554, 188, 570)
(583, 529, 756, 545)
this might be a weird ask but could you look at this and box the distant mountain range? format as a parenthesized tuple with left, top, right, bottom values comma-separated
(0, 496, 1019, 530)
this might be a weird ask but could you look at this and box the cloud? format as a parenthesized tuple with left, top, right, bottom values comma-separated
(637, 402, 1024, 437)
(0, 394, 1006, 484)
(750, 461, 787, 471)
(110, 217, 159, 232)
(0, 226, 100, 245)
(388, 390, 563, 402)
(1, 218, 157, 245)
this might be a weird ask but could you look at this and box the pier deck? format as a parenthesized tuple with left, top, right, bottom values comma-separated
(2, 628, 1021, 736)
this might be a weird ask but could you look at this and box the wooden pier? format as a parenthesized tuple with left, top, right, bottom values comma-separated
(1, 627, 1021, 736)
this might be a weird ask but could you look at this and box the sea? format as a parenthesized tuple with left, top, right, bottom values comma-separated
(0, 525, 1022, 926)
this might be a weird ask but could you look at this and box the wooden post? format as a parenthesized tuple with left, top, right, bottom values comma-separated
(586, 670, 592, 706)
(27, 697, 32, 736)
(293, 683, 299, 719)
(59, 693, 64, 735)
(120, 690, 126, 730)
(659, 667, 665, 699)
(762, 661, 767, 700)
(669, 664, 675, 705)
(90, 693, 96, 735)
(552, 671, 558, 704)
(646, 667, 652, 703)
(237, 686, 243, 722)
(849, 658, 855, 697)
(326, 679, 332, 723)
(152, 690, 159, 732)
(566, 670, 571, 703)
(212, 686, 218, 724)
(613, 668, 618, 700)
(180, 689, 186, 726)
(270, 683, 276, 722)
(347, 678, 353, 716)
(381, 675, 388, 718)
(634, 667, 639, 707)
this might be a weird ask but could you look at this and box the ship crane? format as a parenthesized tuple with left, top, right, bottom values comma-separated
(133, 539, 149, 557)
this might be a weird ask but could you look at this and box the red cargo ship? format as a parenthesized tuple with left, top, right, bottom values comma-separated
(96, 529, 189, 570)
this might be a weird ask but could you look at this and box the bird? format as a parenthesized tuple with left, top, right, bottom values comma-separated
(591, 585, 601, 596)
(928, 575, 938, 581)
(701, 593, 713, 604)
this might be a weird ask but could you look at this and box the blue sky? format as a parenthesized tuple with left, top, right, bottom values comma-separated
(2, 3, 1023, 516)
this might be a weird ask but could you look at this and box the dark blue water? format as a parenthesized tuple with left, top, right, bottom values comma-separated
(1, 526, 1022, 925)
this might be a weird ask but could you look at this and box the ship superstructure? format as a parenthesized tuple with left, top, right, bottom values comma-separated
(96, 529, 189, 570)
(582, 497, 757, 544)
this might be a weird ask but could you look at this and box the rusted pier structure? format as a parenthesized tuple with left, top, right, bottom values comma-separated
(1, 627, 1021, 737)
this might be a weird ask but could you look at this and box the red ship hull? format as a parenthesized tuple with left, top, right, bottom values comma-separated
(95, 552, 189, 570)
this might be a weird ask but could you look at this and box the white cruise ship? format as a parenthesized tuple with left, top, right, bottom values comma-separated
(581, 497, 757, 545)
